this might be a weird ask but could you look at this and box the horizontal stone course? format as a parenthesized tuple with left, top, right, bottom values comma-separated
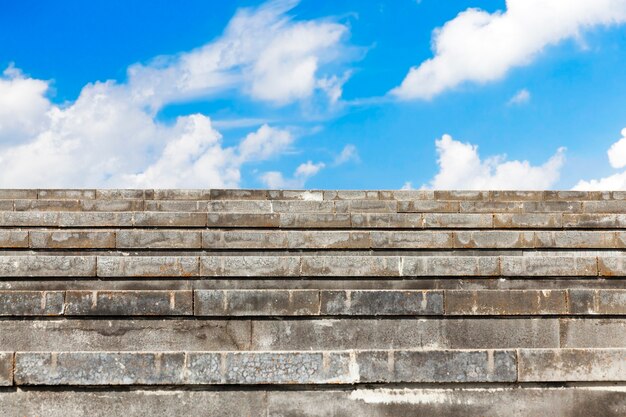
(64, 290, 193, 316)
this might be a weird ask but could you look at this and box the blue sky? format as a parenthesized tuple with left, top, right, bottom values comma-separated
(1, 0, 626, 189)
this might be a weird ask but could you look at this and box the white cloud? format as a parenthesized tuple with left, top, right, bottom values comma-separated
(574, 128, 626, 190)
(392, 0, 626, 100)
(401, 181, 414, 190)
(260, 160, 325, 188)
(508, 88, 531, 105)
(422, 134, 565, 190)
(333, 144, 359, 165)
(0, 1, 351, 187)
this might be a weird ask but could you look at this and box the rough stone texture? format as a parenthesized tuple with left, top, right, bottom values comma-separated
(116, 230, 201, 249)
(560, 319, 626, 348)
(0, 352, 13, 386)
(302, 256, 401, 277)
(446, 290, 568, 315)
(402, 256, 500, 276)
(0, 256, 96, 277)
(494, 213, 562, 228)
(0, 230, 29, 248)
(350, 213, 422, 228)
(29, 231, 115, 249)
(321, 290, 443, 315)
(207, 212, 280, 227)
(201, 256, 300, 277)
(97, 256, 199, 277)
(598, 257, 626, 276)
(65, 290, 193, 316)
(518, 348, 626, 382)
(195, 290, 320, 316)
(371, 231, 453, 248)
(500, 256, 597, 276)
(0, 291, 64, 316)
(568, 290, 626, 314)
(134, 212, 206, 227)
(280, 213, 351, 228)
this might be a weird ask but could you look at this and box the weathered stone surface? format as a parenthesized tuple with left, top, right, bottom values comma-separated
(598, 257, 626, 277)
(38, 189, 96, 199)
(321, 290, 443, 315)
(371, 231, 453, 248)
(195, 290, 319, 316)
(269, 190, 323, 201)
(0, 256, 96, 277)
(208, 200, 272, 213)
(454, 231, 534, 248)
(357, 350, 517, 383)
(97, 256, 199, 277)
(144, 200, 202, 211)
(151, 189, 212, 200)
(58, 212, 135, 227)
(535, 231, 617, 248)
(14, 352, 186, 385)
(568, 289, 626, 314)
(459, 201, 523, 213)
(0, 230, 29, 248)
(273, 200, 335, 213)
(518, 348, 626, 381)
(500, 256, 597, 276)
(423, 213, 493, 228)
(201, 256, 300, 276)
(202, 230, 370, 249)
(65, 290, 193, 316)
(81, 199, 145, 212)
(323, 190, 379, 200)
(434, 191, 490, 201)
(116, 230, 201, 249)
(0, 189, 37, 199)
(302, 256, 400, 276)
(402, 256, 499, 276)
(522, 201, 582, 213)
(583, 201, 626, 213)
(563, 214, 626, 228)
(95, 189, 146, 199)
(398, 200, 459, 213)
(351, 213, 422, 228)
(210, 189, 269, 200)
(0, 352, 13, 386)
(208, 213, 280, 227)
(280, 213, 351, 228)
(14, 199, 82, 211)
(494, 213, 562, 228)
(0, 291, 64, 315)
(336, 200, 397, 213)
(560, 319, 626, 348)
(29, 231, 115, 249)
(446, 290, 567, 315)
(134, 212, 206, 227)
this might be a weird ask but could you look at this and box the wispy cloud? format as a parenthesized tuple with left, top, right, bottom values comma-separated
(508, 88, 531, 106)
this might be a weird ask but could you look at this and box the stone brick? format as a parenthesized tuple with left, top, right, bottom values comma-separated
(194, 290, 319, 316)
(454, 231, 534, 248)
(81, 199, 144, 212)
(0, 256, 96, 277)
(134, 212, 206, 227)
(433, 191, 490, 201)
(97, 256, 199, 277)
(563, 214, 626, 228)
(268, 190, 323, 201)
(0, 200, 13, 210)
(423, 213, 493, 228)
(522, 201, 582, 213)
(398, 200, 458, 213)
(144, 200, 202, 211)
(0, 189, 37, 199)
(0, 230, 29, 248)
(14, 352, 186, 385)
(280, 213, 351, 228)
(518, 348, 626, 381)
(494, 213, 562, 228)
(402, 256, 500, 276)
(152, 189, 212, 200)
(583, 201, 626, 213)
(358, 350, 517, 383)
(208, 200, 272, 213)
(321, 290, 443, 315)
(116, 230, 201, 249)
(598, 257, 626, 277)
(560, 319, 626, 348)
(543, 190, 610, 200)
(38, 189, 96, 199)
(568, 290, 626, 315)
(336, 200, 398, 213)
(209, 189, 269, 200)
(490, 191, 543, 201)
(323, 190, 379, 200)
(208, 213, 280, 228)
(0, 291, 64, 315)
(202, 230, 286, 248)
(459, 201, 522, 213)
(371, 231, 453, 248)
(350, 213, 422, 228)
(95, 189, 146, 199)
(500, 256, 597, 276)
(58, 212, 134, 227)
(301, 256, 400, 276)
(29, 231, 116, 249)
(288, 231, 370, 249)
(392, 190, 434, 200)
(200, 256, 300, 277)
(272, 200, 335, 213)
(0, 352, 13, 386)
(14, 199, 81, 211)
(535, 231, 617, 248)
(65, 290, 193, 316)
(0, 212, 60, 227)
(445, 290, 567, 315)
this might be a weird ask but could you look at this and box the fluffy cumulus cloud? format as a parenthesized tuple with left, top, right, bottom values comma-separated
(392, 0, 626, 100)
(422, 134, 565, 189)
(573, 128, 626, 190)
(260, 160, 325, 188)
(0, 0, 351, 188)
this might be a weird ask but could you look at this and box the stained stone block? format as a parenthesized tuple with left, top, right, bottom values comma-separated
(371, 231, 453, 248)
(490, 191, 543, 201)
(583, 201, 626, 213)
(286, 231, 370, 249)
(58, 212, 134, 227)
(534, 231, 617, 248)
(81, 199, 144, 212)
(0, 291, 64, 315)
(401, 256, 500, 276)
(208, 200, 272, 213)
(152, 189, 212, 200)
(323, 190, 379, 200)
(268, 190, 323, 201)
(0, 256, 96, 277)
(116, 230, 201, 249)
(350, 213, 422, 228)
(272, 200, 335, 213)
(194, 290, 320, 316)
(208, 213, 280, 228)
(144, 200, 202, 212)
(0, 212, 60, 227)
(598, 257, 626, 277)
(560, 319, 626, 348)
(357, 350, 517, 383)
(445, 290, 568, 315)
(29, 231, 116, 249)
(398, 200, 458, 213)
(522, 201, 582, 213)
(206, 230, 369, 248)
(95, 189, 146, 199)
(454, 231, 534, 248)
(97, 256, 199, 277)
(301, 256, 400, 276)
(65, 290, 193, 316)
(14, 352, 186, 385)
(0, 189, 37, 199)
(0, 352, 13, 386)
(0, 200, 13, 210)
(423, 213, 493, 228)
(518, 349, 626, 381)
(280, 213, 351, 228)
(0, 230, 29, 248)
(38, 189, 96, 199)
(494, 213, 562, 228)
(568, 290, 626, 315)
(500, 256, 597, 276)
(210, 189, 269, 200)
(200, 256, 300, 277)
(459, 201, 522, 213)
(563, 214, 626, 228)
(14, 199, 82, 211)
(336, 200, 398, 213)
(134, 212, 206, 227)
(320, 290, 443, 315)
(434, 191, 490, 201)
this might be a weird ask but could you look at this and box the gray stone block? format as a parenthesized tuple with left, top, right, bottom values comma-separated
(144, 200, 202, 211)
(301, 256, 400, 276)
(0, 256, 96, 277)
(65, 290, 193, 316)
(500, 256, 597, 276)
(280, 213, 351, 228)
(208, 213, 280, 227)
(29, 231, 116, 249)
(0, 189, 37, 199)
(81, 199, 144, 212)
(351, 213, 422, 228)
(336, 200, 398, 213)
(598, 257, 626, 276)
(201, 256, 300, 277)
(0, 291, 64, 316)
(134, 212, 206, 227)
(371, 231, 453, 248)
(273, 200, 335, 213)
(402, 256, 500, 276)
(522, 201, 582, 213)
(560, 319, 626, 348)
(423, 213, 493, 228)
(210, 189, 269, 200)
(97, 256, 199, 277)
(321, 290, 443, 315)
(518, 348, 626, 381)
(494, 213, 562, 228)
(95, 189, 146, 199)
(152, 189, 212, 200)
(269, 190, 323, 201)
(459, 201, 522, 213)
(398, 200, 459, 213)
(14, 199, 82, 211)
(208, 200, 272, 213)
(38, 189, 96, 199)
(446, 290, 567, 315)
(14, 352, 186, 385)
(434, 191, 490, 200)
(535, 231, 617, 248)
(323, 190, 379, 200)
(568, 290, 626, 314)
(563, 214, 626, 228)
(116, 230, 201, 249)
(0, 230, 29, 248)
(583, 201, 626, 213)
(454, 231, 534, 248)
(0, 352, 13, 386)
(194, 290, 320, 316)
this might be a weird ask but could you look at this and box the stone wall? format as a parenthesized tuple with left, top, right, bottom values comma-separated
(0, 189, 624, 416)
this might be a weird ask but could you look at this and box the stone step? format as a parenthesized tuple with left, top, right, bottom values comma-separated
(0, 289, 623, 317)
(6, 229, 626, 249)
(2, 254, 626, 277)
(2, 348, 624, 386)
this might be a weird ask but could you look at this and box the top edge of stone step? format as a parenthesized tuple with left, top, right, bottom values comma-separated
(0, 189, 624, 201)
